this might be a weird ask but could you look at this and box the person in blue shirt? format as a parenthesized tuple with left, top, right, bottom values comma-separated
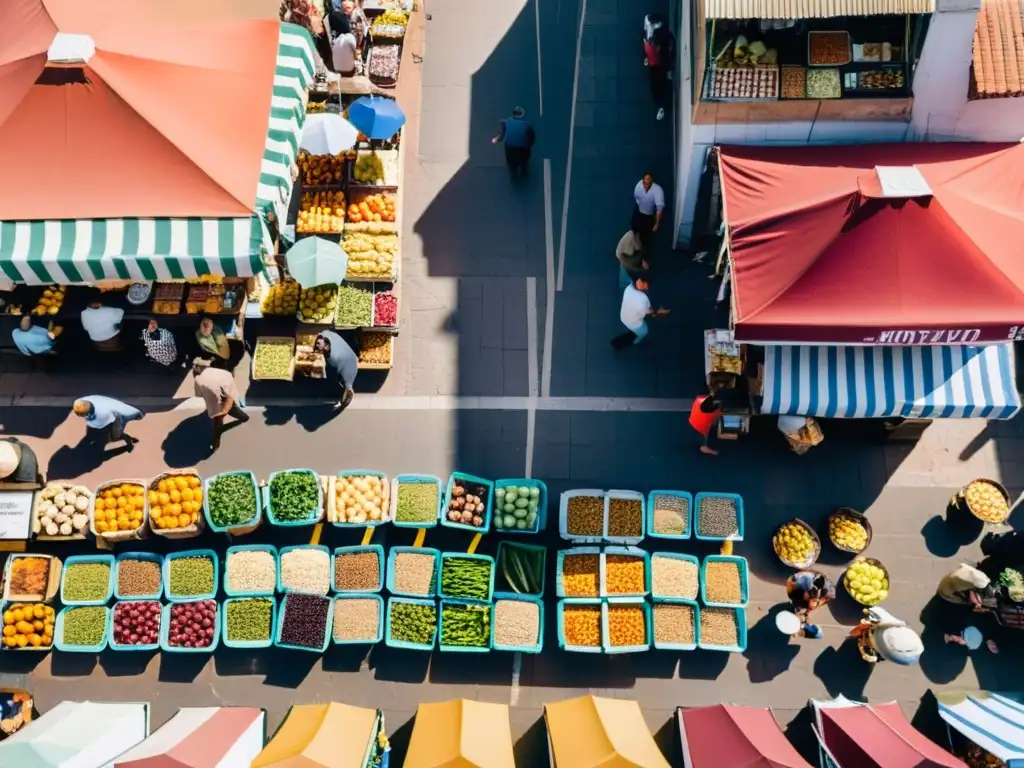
(314, 330, 358, 410)
(491, 106, 536, 177)
(11, 316, 55, 357)
(72, 395, 142, 453)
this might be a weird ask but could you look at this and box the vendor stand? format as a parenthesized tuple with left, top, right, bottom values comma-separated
(936, 690, 1024, 768)
(252, 702, 389, 768)
(544, 695, 671, 768)
(114, 707, 265, 768)
(404, 700, 515, 768)
(677, 704, 812, 768)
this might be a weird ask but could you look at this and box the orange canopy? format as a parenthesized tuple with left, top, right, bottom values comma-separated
(0, 0, 284, 221)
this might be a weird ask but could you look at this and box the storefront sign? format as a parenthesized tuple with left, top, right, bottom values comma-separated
(871, 329, 984, 345)
(0, 491, 34, 540)
(736, 323, 1024, 345)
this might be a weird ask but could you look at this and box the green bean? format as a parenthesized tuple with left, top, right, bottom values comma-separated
(440, 558, 492, 600)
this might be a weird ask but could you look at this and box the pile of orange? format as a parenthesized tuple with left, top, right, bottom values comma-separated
(149, 474, 203, 531)
(94, 483, 146, 534)
(2, 603, 54, 649)
(347, 192, 396, 224)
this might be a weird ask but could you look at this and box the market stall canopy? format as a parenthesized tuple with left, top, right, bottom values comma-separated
(113, 706, 264, 768)
(704, 0, 934, 19)
(936, 691, 1024, 765)
(404, 699, 515, 768)
(718, 143, 1024, 345)
(762, 343, 1020, 419)
(251, 702, 379, 768)
(545, 695, 671, 768)
(677, 704, 812, 768)
(811, 696, 966, 768)
(0, 700, 149, 768)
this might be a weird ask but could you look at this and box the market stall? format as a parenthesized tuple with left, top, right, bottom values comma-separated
(936, 691, 1024, 767)
(252, 702, 387, 768)
(404, 700, 515, 768)
(113, 707, 265, 768)
(544, 695, 671, 768)
(677, 704, 812, 768)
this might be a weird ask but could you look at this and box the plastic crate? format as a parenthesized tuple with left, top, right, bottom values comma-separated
(385, 597, 438, 651)
(54, 606, 110, 653)
(556, 598, 603, 653)
(390, 475, 443, 529)
(224, 544, 278, 597)
(494, 479, 547, 534)
(438, 553, 495, 602)
(222, 596, 277, 649)
(440, 472, 494, 533)
(331, 594, 384, 645)
(645, 490, 693, 540)
(385, 547, 440, 598)
(651, 598, 700, 651)
(107, 600, 162, 652)
(160, 601, 220, 653)
(163, 549, 220, 603)
(559, 489, 605, 543)
(649, 552, 701, 601)
(203, 471, 262, 535)
(697, 605, 748, 653)
(114, 552, 164, 601)
(60, 554, 115, 606)
(495, 541, 546, 597)
(333, 545, 385, 593)
(0, 601, 54, 652)
(264, 469, 324, 527)
(330, 470, 390, 528)
(438, 600, 492, 652)
(603, 490, 646, 545)
(555, 547, 602, 599)
(277, 545, 332, 595)
(275, 593, 333, 653)
(491, 593, 544, 653)
(601, 547, 650, 598)
(693, 492, 745, 542)
(602, 598, 651, 654)
(700, 555, 750, 608)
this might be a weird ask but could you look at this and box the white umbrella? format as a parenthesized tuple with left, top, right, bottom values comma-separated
(300, 113, 359, 154)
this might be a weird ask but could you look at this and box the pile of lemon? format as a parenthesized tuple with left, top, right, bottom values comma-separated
(2, 603, 54, 649)
(297, 285, 338, 323)
(773, 521, 816, 564)
(844, 558, 889, 606)
(32, 286, 65, 316)
(93, 483, 146, 534)
(828, 514, 869, 552)
(260, 280, 300, 316)
(149, 474, 203, 531)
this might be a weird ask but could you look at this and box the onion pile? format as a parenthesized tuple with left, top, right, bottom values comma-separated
(167, 600, 217, 649)
(112, 601, 161, 646)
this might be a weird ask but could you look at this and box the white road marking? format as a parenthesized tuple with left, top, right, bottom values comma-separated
(534, 0, 544, 116)
(526, 276, 539, 398)
(542, 158, 556, 398)
(556, 0, 587, 293)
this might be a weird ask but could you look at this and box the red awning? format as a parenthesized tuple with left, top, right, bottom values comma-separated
(718, 142, 1024, 345)
(678, 705, 812, 768)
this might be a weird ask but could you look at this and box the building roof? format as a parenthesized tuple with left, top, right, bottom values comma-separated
(971, 0, 1024, 99)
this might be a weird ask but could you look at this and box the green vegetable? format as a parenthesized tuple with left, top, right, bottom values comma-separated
(169, 556, 215, 597)
(440, 603, 490, 647)
(336, 284, 373, 326)
(395, 482, 438, 523)
(1001, 568, 1024, 602)
(254, 340, 293, 380)
(269, 471, 320, 522)
(440, 557, 493, 600)
(389, 601, 437, 645)
(62, 607, 107, 646)
(498, 543, 545, 595)
(63, 563, 111, 602)
(208, 474, 258, 528)
(225, 598, 274, 642)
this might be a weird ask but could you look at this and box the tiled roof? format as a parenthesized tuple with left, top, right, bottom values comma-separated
(971, 0, 1024, 99)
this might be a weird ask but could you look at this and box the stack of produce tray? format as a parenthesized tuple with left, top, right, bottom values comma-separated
(559, 489, 645, 544)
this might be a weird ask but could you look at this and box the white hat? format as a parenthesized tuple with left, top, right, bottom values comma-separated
(0, 442, 21, 479)
(776, 611, 802, 635)
(875, 625, 924, 665)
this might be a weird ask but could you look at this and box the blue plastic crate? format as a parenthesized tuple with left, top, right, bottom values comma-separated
(438, 600, 492, 652)
(438, 553, 495, 602)
(649, 552, 701, 601)
(602, 598, 651, 654)
(693, 492, 745, 542)
(275, 593, 333, 652)
(495, 540, 546, 597)
(331, 594, 384, 645)
(277, 545, 332, 595)
(555, 547, 601, 599)
(604, 490, 646, 545)
(264, 469, 324, 527)
(385, 597, 438, 651)
(222, 596, 277, 649)
(385, 547, 440, 598)
(601, 547, 651, 598)
(54, 606, 110, 653)
(223, 544, 278, 597)
(114, 552, 164, 601)
(645, 490, 693, 540)
(697, 605, 748, 653)
(390, 475, 443, 529)
(440, 472, 494, 533)
(700, 555, 750, 608)
(491, 593, 544, 653)
(333, 545, 385, 593)
(558, 489, 605, 543)
(160, 601, 220, 653)
(60, 554, 115, 606)
(556, 598, 603, 653)
(493, 479, 547, 534)
(163, 549, 219, 603)
(651, 598, 700, 651)
(203, 471, 262, 534)
(107, 599, 162, 651)
(330, 470, 390, 528)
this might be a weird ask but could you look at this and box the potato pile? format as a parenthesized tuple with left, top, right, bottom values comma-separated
(149, 474, 203, 531)
(332, 474, 389, 524)
(965, 480, 1010, 523)
(34, 483, 91, 537)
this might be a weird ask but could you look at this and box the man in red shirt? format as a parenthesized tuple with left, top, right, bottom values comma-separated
(643, 13, 676, 121)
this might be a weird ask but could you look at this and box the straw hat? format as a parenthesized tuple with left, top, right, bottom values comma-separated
(0, 441, 22, 480)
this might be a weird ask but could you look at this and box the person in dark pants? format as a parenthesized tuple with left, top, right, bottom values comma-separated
(631, 172, 665, 249)
(643, 13, 675, 121)
(315, 330, 358, 410)
(689, 390, 724, 455)
(193, 359, 249, 452)
(72, 396, 142, 453)
(491, 106, 536, 177)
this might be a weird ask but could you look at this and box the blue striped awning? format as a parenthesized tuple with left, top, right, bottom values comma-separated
(936, 691, 1024, 766)
(762, 344, 1021, 420)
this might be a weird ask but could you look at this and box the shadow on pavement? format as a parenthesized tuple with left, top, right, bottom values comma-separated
(783, 707, 822, 766)
(99, 649, 157, 678)
(0, 407, 71, 440)
(47, 650, 96, 677)
(261, 649, 319, 688)
(652, 714, 679, 767)
(262, 404, 345, 433)
(369, 643, 429, 683)
(213, 647, 271, 677)
(743, 605, 800, 683)
(323, 643, 373, 673)
(812, 642, 872, 699)
(429, 650, 511, 686)
(921, 503, 985, 558)
(47, 434, 134, 479)
(158, 653, 210, 683)
(161, 413, 214, 467)
(676, 649, 729, 681)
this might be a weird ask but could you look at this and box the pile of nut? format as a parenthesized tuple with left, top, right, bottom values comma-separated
(566, 495, 603, 537)
(697, 495, 739, 538)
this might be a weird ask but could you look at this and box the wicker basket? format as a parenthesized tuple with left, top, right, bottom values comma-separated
(842, 557, 890, 606)
(147, 469, 205, 539)
(826, 508, 873, 554)
(772, 518, 821, 568)
(90, 479, 150, 543)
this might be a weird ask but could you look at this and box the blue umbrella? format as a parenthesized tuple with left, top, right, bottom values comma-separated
(348, 96, 406, 140)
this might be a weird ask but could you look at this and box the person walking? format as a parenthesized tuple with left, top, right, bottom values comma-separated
(615, 225, 647, 289)
(140, 318, 179, 371)
(193, 359, 249, 452)
(612, 273, 669, 348)
(632, 173, 665, 249)
(849, 607, 924, 665)
(72, 396, 142, 453)
(689, 391, 724, 455)
(643, 13, 675, 121)
(491, 107, 536, 177)
(11, 316, 55, 358)
(315, 330, 358, 410)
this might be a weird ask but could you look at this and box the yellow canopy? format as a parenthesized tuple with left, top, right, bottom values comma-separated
(252, 702, 379, 768)
(404, 699, 516, 768)
(544, 696, 670, 768)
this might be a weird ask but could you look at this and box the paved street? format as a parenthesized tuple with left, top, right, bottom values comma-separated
(2, 0, 1023, 764)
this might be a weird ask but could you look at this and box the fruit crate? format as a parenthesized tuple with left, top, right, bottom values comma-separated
(222, 596, 278, 650)
(60, 554, 115, 607)
(389, 475, 442, 529)
(600, 547, 650, 598)
(602, 598, 651, 654)
(384, 597, 437, 651)
(437, 600, 493, 653)
(275, 594, 333, 653)
(162, 549, 220, 603)
(160, 602, 221, 653)
(331, 594, 384, 645)
(223, 544, 278, 598)
(114, 552, 164, 601)
(491, 592, 544, 654)
(649, 552, 701, 601)
(204, 471, 262, 535)
(277, 545, 332, 596)
(556, 598, 604, 654)
(329, 470, 390, 528)
(693, 492, 745, 542)
(603, 490, 646, 546)
(495, 540, 546, 597)
(332, 545, 385, 594)
(645, 490, 693, 540)
(385, 546, 441, 598)
(440, 471, 494, 534)
(107, 600, 162, 652)
(559, 489, 605, 544)
(438, 553, 495, 602)
(2, 554, 61, 603)
(651, 598, 701, 651)
(697, 605, 748, 653)
(494, 479, 547, 534)
(53, 605, 110, 653)
(264, 469, 324, 527)
(555, 547, 602, 599)
(251, 336, 296, 382)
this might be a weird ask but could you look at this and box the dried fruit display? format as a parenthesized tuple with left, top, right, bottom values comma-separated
(368, 45, 401, 83)
(706, 66, 778, 100)
(781, 66, 806, 98)
(297, 191, 346, 234)
(348, 191, 396, 224)
(806, 68, 841, 99)
(809, 32, 850, 65)
(359, 333, 393, 366)
(297, 150, 346, 185)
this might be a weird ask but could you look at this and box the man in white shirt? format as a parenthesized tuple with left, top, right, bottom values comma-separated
(614, 274, 669, 347)
(631, 173, 665, 249)
(330, 14, 358, 76)
(80, 294, 125, 351)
